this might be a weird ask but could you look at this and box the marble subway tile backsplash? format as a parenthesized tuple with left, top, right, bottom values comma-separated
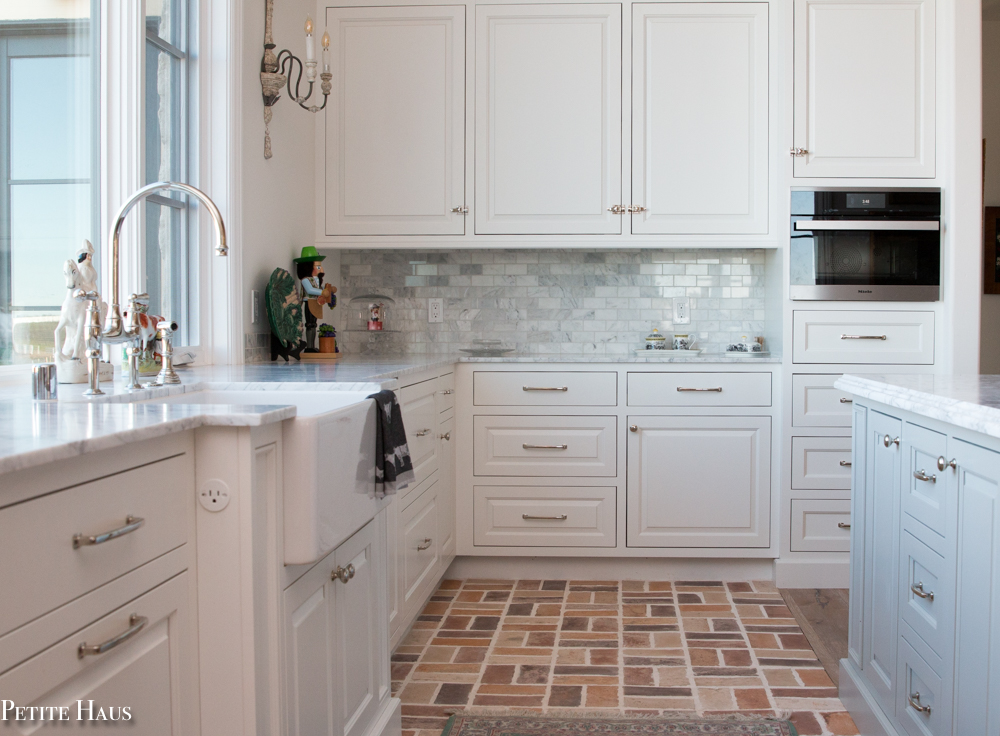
(337, 249, 768, 357)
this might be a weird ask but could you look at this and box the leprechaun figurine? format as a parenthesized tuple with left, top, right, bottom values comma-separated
(293, 246, 337, 353)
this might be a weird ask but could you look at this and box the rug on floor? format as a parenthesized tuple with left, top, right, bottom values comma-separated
(440, 714, 798, 736)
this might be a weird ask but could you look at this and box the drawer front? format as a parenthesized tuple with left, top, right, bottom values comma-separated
(473, 485, 616, 547)
(790, 499, 852, 552)
(793, 310, 935, 364)
(401, 481, 440, 610)
(0, 453, 191, 637)
(899, 526, 952, 663)
(473, 415, 616, 477)
(473, 371, 617, 406)
(627, 372, 772, 407)
(902, 422, 951, 539)
(792, 373, 853, 427)
(400, 378, 440, 490)
(791, 436, 853, 490)
(437, 372, 455, 413)
(897, 632, 951, 736)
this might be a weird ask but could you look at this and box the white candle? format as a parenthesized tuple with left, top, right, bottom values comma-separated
(304, 16, 315, 61)
(322, 30, 330, 71)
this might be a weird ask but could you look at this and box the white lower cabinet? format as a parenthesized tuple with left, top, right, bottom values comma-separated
(626, 415, 771, 547)
(473, 485, 616, 547)
(284, 519, 389, 736)
(401, 481, 442, 620)
(439, 415, 456, 558)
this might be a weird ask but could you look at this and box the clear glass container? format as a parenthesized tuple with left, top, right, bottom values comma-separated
(346, 294, 397, 332)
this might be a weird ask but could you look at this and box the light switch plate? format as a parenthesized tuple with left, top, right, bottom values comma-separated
(673, 297, 691, 325)
(428, 298, 443, 323)
(251, 290, 261, 325)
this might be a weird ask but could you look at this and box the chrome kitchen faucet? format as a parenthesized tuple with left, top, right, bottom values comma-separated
(83, 182, 227, 396)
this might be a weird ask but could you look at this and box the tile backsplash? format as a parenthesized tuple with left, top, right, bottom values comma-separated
(334, 249, 769, 357)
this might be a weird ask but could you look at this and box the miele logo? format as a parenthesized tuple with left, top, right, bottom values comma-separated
(857, 289, 873, 294)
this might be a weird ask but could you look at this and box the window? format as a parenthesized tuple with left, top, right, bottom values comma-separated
(0, 1, 99, 365)
(144, 0, 195, 346)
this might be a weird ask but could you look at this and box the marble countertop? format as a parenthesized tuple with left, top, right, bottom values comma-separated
(836, 374, 1000, 440)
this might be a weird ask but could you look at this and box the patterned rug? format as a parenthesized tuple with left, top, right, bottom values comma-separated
(441, 714, 798, 735)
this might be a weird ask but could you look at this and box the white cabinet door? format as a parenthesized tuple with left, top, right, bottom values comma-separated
(324, 6, 466, 235)
(475, 4, 622, 234)
(793, 0, 935, 178)
(632, 3, 768, 234)
(439, 415, 456, 559)
(385, 498, 402, 642)
(627, 416, 771, 547)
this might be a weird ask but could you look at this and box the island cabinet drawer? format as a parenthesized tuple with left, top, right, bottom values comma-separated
(401, 481, 441, 618)
(896, 632, 951, 736)
(790, 499, 852, 552)
(473, 486, 616, 547)
(627, 372, 771, 407)
(900, 525, 952, 663)
(0, 452, 191, 637)
(792, 310, 935, 364)
(473, 416, 617, 477)
(792, 374, 853, 427)
(792, 436, 853, 490)
(400, 378, 440, 489)
(902, 421, 951, 540)
(473, 371, 617, 406)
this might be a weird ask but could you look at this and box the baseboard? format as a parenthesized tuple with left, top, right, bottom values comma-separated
(366, 697, 401, 736)
(839, 659, 899, 736)
(774, 558, 849, 588)
(444, 556, 775, 581)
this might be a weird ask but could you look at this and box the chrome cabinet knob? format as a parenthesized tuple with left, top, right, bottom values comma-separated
(937, 456, 957, 471)
(884, 435, 900, 448)
(629, 425, 638, 432)
(332, 564, 355, 584)
(440, 432, 451, 441)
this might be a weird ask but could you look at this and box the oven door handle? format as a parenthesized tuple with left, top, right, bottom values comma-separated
(794, 220, 939, 231)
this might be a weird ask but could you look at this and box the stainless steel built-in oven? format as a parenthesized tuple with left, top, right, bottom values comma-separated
(789, 190, 941, 301)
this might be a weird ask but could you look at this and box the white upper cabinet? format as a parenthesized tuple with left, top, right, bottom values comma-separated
(324, 6, 466, 235)
(632, 3, 768, 234)
(475, 4, 622, 234)
(793, 0, 935, 178)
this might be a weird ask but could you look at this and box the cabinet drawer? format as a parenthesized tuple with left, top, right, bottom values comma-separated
(473, 415, 616, 477)
(437, 372, 455, 413)
(903, 422, 951, 539)
(899, 526, 952, 664)
(790, 499, 851, 552)
(401, 481, 440, 615)
(627, 372, 771, 407)
(792, 436, 853, 490)
(473, 485, 616, 547)
(793, 310, 935, 364)
(474, 371, 617, 406)
(0, 453, 191, 637)
(792, 373, 853, 427)
(897, 631, 951, 736)
(400, 378, 440, 491)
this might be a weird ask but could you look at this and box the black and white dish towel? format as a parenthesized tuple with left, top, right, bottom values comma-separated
(367, 390, 416, 498)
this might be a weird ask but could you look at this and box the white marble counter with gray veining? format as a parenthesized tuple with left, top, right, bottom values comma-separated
(836, 373, 1000, 440)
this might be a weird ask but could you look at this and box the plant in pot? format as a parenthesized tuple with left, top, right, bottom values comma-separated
(317, 324, 338, 354)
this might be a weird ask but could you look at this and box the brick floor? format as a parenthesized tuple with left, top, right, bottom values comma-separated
(392, 579, 859, 736)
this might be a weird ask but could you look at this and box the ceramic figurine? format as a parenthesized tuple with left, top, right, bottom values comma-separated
(53, 240, 113, 383)
(293, 246, 337, 352)
(265, 267, 306, 361)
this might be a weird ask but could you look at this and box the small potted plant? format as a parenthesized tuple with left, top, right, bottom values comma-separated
(317, 324, 338, 354)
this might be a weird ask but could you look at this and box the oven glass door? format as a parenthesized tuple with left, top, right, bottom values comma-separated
(790, 221, 940, 297)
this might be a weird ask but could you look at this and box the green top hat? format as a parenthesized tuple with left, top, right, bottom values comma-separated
(293, 245, 327, 264)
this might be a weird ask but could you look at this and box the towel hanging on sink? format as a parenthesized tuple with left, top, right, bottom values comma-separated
(367, 389, 416, 498)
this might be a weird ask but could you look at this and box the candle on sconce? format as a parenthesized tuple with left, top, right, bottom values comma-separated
(304, 15, 315, 62)
(322, 30, 330, 72)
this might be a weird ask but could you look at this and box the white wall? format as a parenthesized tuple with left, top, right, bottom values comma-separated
(240, 0, 318, 349)
(981, 19, 1000, 372)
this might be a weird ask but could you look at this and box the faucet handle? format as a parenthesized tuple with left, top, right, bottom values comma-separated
(74, 289, 100, 302)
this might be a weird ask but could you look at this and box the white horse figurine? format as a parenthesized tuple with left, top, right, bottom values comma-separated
(53, 240, 112, 383)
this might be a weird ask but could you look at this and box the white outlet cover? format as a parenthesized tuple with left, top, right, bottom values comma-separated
(199, 479, 231, 512)
(428, 298, 443, 323)
(673, 297, 691, 325)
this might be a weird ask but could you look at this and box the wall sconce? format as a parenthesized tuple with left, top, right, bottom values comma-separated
(260, 0, 332, 159)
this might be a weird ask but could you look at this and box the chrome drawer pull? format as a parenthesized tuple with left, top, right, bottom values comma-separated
(884, 435, 900, 447)
(522, 514, 568, 521)
(840, 460, 852, 467)
(417, 538, 433, 551)
(522, 444, 568, 450)
(838, 522, 851, 529)
(913, 469, 937, 483)
(937, 456, 957, 471)
(907, 692, 932, 714)
(677, 387, 723, 392)
(840, 397, 853, 403)
(523, 386, 568, 392)
(841, 334, 887, 340)
(911, 582, 934, 601)
(332, 563, 356, 583)
(441, 389, 454, 395)
(414, 429, 431, 437)
(78, 614, 148, 658)
(73, 516, 145, 549)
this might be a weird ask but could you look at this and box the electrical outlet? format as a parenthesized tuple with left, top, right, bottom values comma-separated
(251, 290, 261, 325)
(428, 298, 443, 323)
(673, 297, 691, 325)
(198, 480, 231, 512)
